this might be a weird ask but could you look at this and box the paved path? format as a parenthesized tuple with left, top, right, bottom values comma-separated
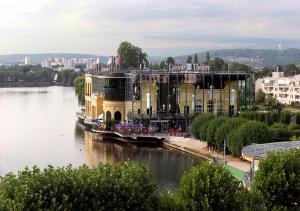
(166, 136, 250, 172)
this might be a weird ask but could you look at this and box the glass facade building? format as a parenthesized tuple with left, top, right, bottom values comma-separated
(85, 68, 255, 129)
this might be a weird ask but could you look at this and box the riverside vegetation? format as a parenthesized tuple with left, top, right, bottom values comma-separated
(0, 149, 299, 210)
(190, 112, 300, 157)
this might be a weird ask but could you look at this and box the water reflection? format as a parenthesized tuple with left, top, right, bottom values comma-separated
(0, 86, 201, 190)
(77, 125, 201, 190)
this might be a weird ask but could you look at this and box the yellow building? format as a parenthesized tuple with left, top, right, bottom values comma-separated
(84, 68, 254, 129)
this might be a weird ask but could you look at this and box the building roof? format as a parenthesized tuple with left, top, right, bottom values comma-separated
(242, 141, 300, 160)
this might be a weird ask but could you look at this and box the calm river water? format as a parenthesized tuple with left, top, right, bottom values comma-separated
(0, 86, 200, 189)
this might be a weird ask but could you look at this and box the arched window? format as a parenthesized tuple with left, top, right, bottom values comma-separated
(114, 111, 122, 123)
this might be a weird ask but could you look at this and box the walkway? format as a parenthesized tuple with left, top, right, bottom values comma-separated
(165, 136, 251, 173)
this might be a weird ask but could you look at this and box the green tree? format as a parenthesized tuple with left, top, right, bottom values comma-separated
(0, 162, 158, 211)
(253, 149, 300, 210)
(231, 62, 250, 72)
(74, 76, 85, 106)
(117, 41, 148, 68)
(206, 117, 229, 147)
(193, 53, 198, 64)
(256, 88, 266, 104)
(285, 64, 300, 76)
(179, 163, 240, 211)
(186, 56, 192, 64)
(158, 191, 184, 211)
(256, 67, 273, 79)
(137, 51, 148, 69)
(165, 57, 175, 66)
(280, 110, 291, 125)
(215, 117, 247, 150)
(227, 121, 272, 156)
(213, 57, 224, 71)
(190, 114, 215, 140)
(270, 123, 293, 142)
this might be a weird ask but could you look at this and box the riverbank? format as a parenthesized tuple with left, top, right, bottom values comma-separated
(164, 136, 251, 173)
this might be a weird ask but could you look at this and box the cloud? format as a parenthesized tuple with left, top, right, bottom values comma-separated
(0, 0, 299, 55)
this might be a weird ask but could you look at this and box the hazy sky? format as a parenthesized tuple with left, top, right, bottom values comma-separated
(0, 0, 299, 56)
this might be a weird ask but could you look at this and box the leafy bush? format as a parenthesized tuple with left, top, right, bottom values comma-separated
(0, 162, 158, 211)
(270, 111, 279, 123)
(190, 114, 215, 141)
(265, 112, 274, 125)
(215, 117, 247, 150)
(227, 121, 272, 156)
(240, 111, 254, 120)
(270, 123, 292, 142)
(288, 124, 300, 137)
(206, 117, 229, 147)
(280, 110, 291, 125)
(178, 163, 240, 211)
(158, 191, 184, 211)
(235, 188, 267, 211)
(257, 112, 266, 122)
(253, 149, 300, 210)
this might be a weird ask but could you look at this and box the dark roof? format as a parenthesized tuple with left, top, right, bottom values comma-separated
(242, 141, 300, 160)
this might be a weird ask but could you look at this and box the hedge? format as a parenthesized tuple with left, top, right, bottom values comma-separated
(270, 123, 292, 142)
(280, 111, 291, 125)
(190, 113, 215, 141)
(215, 118, 247, 150)
(206, 117, 230, 147)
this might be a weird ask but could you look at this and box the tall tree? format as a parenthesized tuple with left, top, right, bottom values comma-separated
(193, 53, 198, 64)
(186, 56, 192, 64)
(117, 41, 148, 68)
(137, 51, 148, 69)
(165, 57, 175, 66)
(74, 76, 85, 106)
(285, 64, 300, 76)
(256, 88, 266, 104)
(213, 57, 225, 71)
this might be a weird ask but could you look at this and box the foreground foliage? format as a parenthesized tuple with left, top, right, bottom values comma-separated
(179, 163, 240, 211)
(0, 162, 158, 211)
(253, 149, 300, 210)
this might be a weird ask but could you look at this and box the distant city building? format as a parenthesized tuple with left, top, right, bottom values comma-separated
(258, 70, 300, 104)
(41, 57, 100, 71)
(24, 57, 32, 65)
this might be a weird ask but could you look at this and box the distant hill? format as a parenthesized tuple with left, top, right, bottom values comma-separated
(2, 49, 300, 67)
(174, 48, 300, 67)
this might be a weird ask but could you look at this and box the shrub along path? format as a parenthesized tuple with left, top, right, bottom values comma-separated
(165, 136, 250, 174)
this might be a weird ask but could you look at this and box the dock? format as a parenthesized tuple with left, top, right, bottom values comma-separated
(92, 129, 166, 146)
